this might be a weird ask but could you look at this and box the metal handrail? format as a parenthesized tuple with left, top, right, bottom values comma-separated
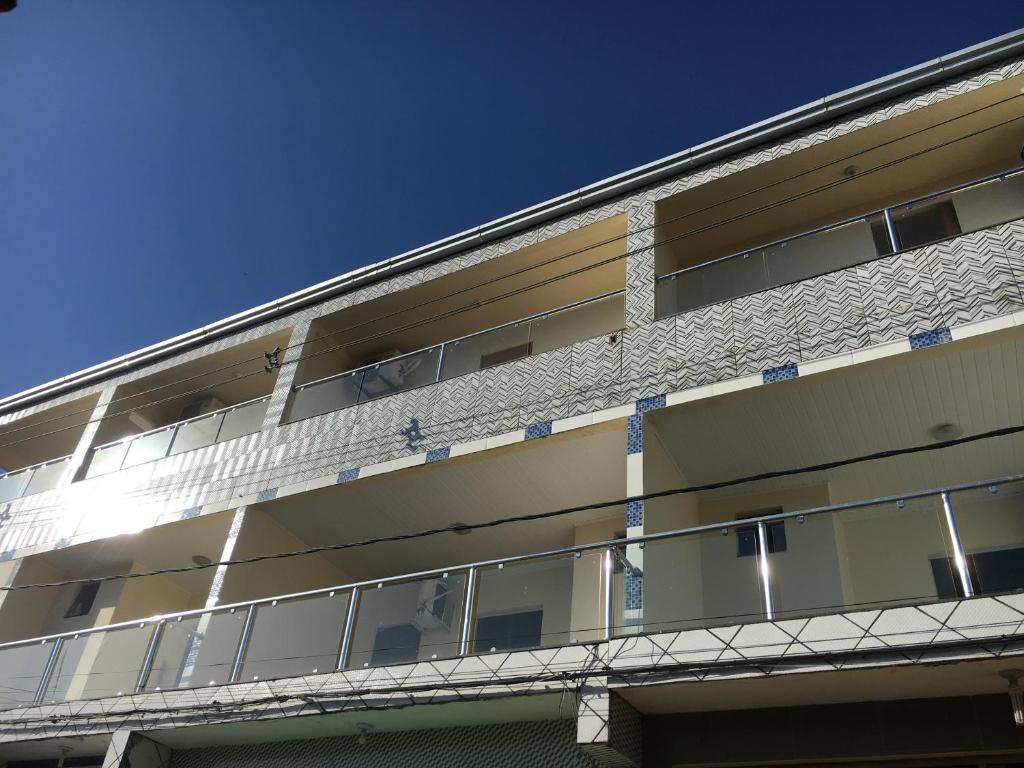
(0, 453, 73, 482)
(294, 288, 627, 392)
(2, 471, 1019, 653)
(89, 395, 273, 453)
(656, 166, 1024, 283)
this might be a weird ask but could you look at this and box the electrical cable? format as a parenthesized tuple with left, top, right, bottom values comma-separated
(0, 96, 1019, 447)
(1, 422, 1021, 593)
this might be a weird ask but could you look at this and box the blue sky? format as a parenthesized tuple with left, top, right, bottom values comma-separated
(1, 1, 1022, 397)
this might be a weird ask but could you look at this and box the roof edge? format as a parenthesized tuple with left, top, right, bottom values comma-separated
(5, 28, 1024, 414)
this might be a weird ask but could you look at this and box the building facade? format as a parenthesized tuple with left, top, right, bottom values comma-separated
(3, 30, 1024, 768)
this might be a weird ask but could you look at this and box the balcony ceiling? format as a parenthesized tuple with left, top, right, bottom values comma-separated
(648, 326, 1024, 502)
(260, 421, 628, 581)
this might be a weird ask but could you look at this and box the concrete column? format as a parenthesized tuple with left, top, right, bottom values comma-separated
(260, 319, 315, 431)
(624, 197, 657, 330)
(577, 677, 643, 767)
(64, 387, 116, 484)
(102, 730, 173, 768)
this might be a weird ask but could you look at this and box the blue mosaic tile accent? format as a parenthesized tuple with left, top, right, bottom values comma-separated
(626, 500, 644, 528)
(909, 326, 952, 350)
(626, 414, 643, 455)
(0, 550, 13, 562)
(256, 487, 278, 503)
(625, 570, 643, 610)
(337, 467, 361, 484)
(635, 394, 666, 414)
(180, 506, 203, 520)
(426, 447, 451, 463)
(762, 362, 799, 384)
(524, 421, 553, 440)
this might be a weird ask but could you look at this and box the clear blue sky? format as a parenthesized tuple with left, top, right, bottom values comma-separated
(1, 1, 1022, 398)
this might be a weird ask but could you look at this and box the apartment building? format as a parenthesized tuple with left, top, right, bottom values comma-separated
(2, 29, 1024, 768)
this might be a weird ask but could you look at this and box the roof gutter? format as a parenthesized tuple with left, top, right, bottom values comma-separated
(4, 28, 1024, 414)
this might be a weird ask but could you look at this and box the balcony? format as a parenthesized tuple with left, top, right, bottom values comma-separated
(82, 395, 270, 479)
(657, 168, 1024, 317)
(0, 472, 1019, 710)
(0, 392, 99, 503)
(78, 329, 292, 480)
(285, 215, 627, 422)
(287, 290, 625, 422)
(0, 455, 72, 503)
(653, 72, 1024, 321)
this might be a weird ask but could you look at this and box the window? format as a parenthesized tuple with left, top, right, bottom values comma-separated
(64, 581, 100, 619)
(931, 547, 1024, 599)
(735, 509, 785, 557)
(479, 342, 532, 369)
(370, 623, 422, 666)
(473, 609, 543, 653)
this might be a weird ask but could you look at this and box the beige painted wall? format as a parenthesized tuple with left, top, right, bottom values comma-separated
(216, 507, 351, 605)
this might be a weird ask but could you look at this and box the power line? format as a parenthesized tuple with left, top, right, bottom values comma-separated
(1, 96, 1018, 448)
(2, 423, 1021, 593)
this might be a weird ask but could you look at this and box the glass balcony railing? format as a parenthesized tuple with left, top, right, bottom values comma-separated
(83, 396, 271, 479)
(286, 290, 626, 422)
(657, 168, 1024, 317)
(0, 455, 72, 503)
(2, 474, 1021, 710)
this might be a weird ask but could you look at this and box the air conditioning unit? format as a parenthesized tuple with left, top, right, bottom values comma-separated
(178, 396, 225, 422)
(412, 579, 456, 632)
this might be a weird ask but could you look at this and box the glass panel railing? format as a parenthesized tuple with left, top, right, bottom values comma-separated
(84, 440, 130, 479)
(947, 480, 1024, 597)
(617, 528, 764, 635)
(143, 609, 248, 691)
(41, 625, 154, 703)
(440, 323, 533, 381)
(529, 293, 625, 355)
(358, 347, 442, 403)
(288, 370, 365, 421)
(0, 469, 32, 503)
(771, 496, 957, 617)
(23, 457, 70, 496)
(346, 573, 467, 669)
(657, 169, 1024, 318)
(238, 592, 350, 682)
(217, 398, 270, 442)
(949, 172, 1024, 233)
(121, 427, 176, 470)
(472, 552, 604, 652)
(168, 412, 224, 456)
(86, 397, 272, 477)
(0, 640, 55, 709)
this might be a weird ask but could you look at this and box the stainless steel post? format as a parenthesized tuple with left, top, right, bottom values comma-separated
(756, 521, 775, 621)
(135, 622, 164, 693)
(459, 568, 477, 656)
(941, 491, 975, 598)
(337, 588, 359, 670)
(230, 604, 257, 682)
